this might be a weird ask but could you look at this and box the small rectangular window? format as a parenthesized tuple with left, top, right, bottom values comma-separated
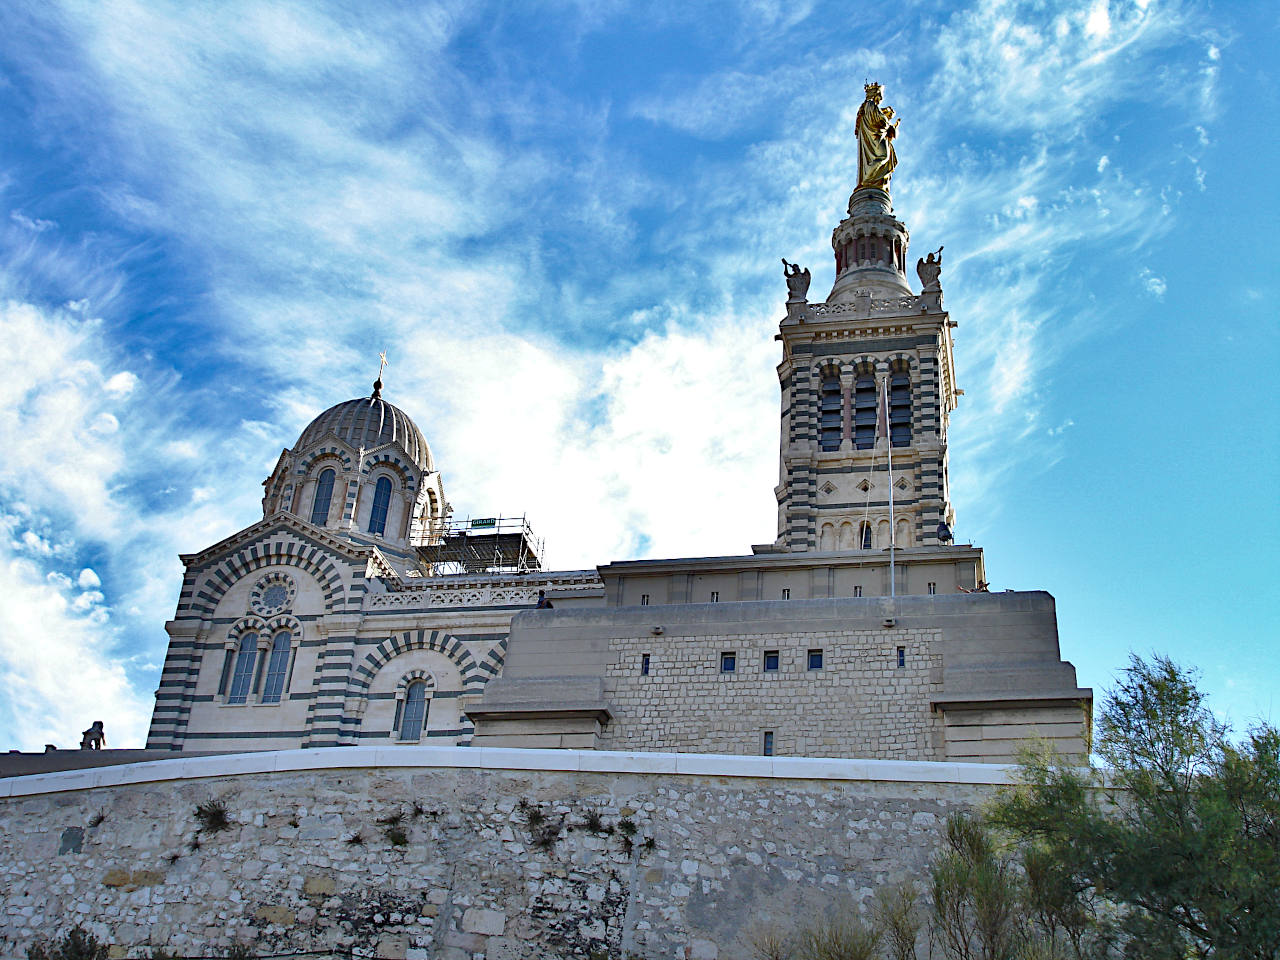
(808, 649, 824, 670)
(720, 652, 737, 673)
(709, 591, 719, 603)
(641, 653, 651, 676)
(928, 581, 937, 595)
(763, 650, 780, 672)
(853, 585, 863, 598)
(896, 646, 906, 668)
(640, 593, 650, 606)
(781, 588, 791, 600)
(763, 731, 775, 756)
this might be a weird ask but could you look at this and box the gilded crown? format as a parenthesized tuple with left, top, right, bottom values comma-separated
(864, 81, 883, 99)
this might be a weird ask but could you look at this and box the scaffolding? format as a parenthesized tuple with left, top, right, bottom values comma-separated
(415, 514, 545, 575)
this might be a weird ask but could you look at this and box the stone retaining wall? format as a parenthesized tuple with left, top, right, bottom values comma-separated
(0, 748, 1012, 960)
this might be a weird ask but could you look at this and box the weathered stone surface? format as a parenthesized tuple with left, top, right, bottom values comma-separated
(375, 934, 408, 958)
(460, 907, 505, 936)
(254, 906, 295, 926)
(0, 763, 995, 959)
(302, 875, 335, 897)
(101, 869, 163, 890)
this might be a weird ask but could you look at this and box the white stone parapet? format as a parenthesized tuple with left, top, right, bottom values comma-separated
(0, 744, 1016, 798)
(806, 294, 925, 318)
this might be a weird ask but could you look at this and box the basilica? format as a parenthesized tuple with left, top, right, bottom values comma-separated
(146, 85, 1090, 763)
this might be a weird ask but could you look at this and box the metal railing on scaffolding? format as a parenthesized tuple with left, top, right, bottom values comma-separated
(414, 514, 544, 575)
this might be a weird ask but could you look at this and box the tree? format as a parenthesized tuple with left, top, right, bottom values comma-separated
(990, 654, 1280, 960)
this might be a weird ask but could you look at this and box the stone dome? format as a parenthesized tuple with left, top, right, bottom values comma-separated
(294, 390, 433, 473)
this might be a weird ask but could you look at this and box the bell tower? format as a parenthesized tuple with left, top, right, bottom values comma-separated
(772, 84, 959, 555)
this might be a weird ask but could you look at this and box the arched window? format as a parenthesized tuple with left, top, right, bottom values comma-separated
(859, 521, 873, 550)
(368, 476, 392, 535)
(819, 523, 835, 551)
(818, 371, 842, 451)
(227, 633, 258, 704)
(399, 680, 429, 741)
(310, 468, 335, 525)
(896, 518, 912, 547)
(853, 371, 877, 449)
(890, 364, 912, 447)
(260, 631, 292, 704)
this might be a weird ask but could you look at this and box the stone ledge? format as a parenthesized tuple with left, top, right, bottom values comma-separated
(0, 745, 1020, 798)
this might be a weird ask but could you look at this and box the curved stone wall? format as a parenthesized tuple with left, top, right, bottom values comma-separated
(0, 748, 1012, 959)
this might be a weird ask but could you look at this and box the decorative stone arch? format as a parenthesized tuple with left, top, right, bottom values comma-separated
(819, 522, 836, 551)
(351, 629, 487, 698)
(261, 612, 302, 636)
(296, 446, 355, 477)
(360, 452, 417, 490)
(226, 615, 268, 644)
(888, 354, 914, 375)
(851, 357, 877, 378)
(395, 669, 436, 697)
(187, 537, 348, 618)
(813, 359, 844, 380)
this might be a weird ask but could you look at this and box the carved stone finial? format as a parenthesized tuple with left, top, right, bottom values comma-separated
(782, 258, 811, 301)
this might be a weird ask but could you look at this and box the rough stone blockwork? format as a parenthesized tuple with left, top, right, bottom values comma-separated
(0, 755, 1003, 960)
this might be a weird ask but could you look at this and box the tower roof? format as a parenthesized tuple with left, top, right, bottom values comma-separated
(294, 386, 433, 472)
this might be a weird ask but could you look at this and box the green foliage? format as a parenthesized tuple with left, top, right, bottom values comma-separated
(344, 830, 366, 846)
(989, 654, 1280, 960)
(383, 825, 408, 846)
(616, 816, 637, 836)
(225, 945, 252, 960)
(930, 813, 1025, 960)
(872, 883, 922, 960)
(27, 927, 109, 960)
(746, 924, 795, 960)
(797, 915, 881, 960)
(582, 809, 604, 833)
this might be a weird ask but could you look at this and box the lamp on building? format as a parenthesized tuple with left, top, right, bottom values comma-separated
(936, 521, 953, 543)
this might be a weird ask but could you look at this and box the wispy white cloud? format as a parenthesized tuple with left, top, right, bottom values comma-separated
(1139, 267, 1167, 298)
(0, 511, 150, 750)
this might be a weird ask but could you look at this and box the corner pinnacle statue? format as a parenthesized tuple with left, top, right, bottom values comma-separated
(856, 82, 899, 192)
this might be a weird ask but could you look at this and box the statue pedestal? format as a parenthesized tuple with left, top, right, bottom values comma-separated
(847, 186, 893, 217)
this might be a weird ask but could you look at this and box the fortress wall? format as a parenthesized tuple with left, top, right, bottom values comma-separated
(0, 748, 1011, 960)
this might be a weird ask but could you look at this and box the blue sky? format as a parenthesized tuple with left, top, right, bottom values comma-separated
(0, 0, 1275, 750)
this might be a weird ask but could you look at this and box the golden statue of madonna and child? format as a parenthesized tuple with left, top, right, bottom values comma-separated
(856, 81, 899, 191)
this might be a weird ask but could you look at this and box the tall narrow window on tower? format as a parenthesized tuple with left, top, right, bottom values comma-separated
(819, 369, 842, 451)
(890, 362, 912, 447)
(310, 468, 335, 525)
(854, 368, 877, 449)
(368, 476, 392, 535)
